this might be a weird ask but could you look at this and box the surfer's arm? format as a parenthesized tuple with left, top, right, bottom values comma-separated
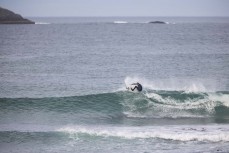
(131, 86, 137, 91)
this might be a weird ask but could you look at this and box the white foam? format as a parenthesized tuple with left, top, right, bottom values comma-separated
(57, 125, 229, 142)
(1, 123, 229, 142)
(208, 93, 229, 107)
(145, 92, 216, 110)
(113, 21, 128, 24)
(123, 91, 219, 118)
(35, 22, 50, 24)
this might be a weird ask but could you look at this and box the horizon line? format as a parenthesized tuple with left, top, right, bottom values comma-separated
(26, 16, 229, 18)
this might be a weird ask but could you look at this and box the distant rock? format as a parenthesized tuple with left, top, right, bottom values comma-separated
(148, 21, 167, 24)
(0, 7, 35, 24)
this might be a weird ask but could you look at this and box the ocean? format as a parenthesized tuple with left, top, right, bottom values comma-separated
(0, 17, 229, 153)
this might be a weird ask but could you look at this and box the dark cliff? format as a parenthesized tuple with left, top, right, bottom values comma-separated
(0, 7, 35, 24)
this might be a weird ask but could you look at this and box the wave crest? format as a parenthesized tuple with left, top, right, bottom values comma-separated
(1, 90, 228, 120)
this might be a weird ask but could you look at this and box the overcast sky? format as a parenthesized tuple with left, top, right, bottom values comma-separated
(0, 0, 229, 17)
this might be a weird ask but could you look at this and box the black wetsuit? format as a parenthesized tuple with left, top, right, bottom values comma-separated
(131, 83, 142, 91)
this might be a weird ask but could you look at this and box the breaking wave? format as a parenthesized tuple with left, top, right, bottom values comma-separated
(58, 125, 229, 142)
(0, 90, 228, 120)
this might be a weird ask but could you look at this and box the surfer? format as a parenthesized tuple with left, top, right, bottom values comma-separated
(126, 82, 143, 92)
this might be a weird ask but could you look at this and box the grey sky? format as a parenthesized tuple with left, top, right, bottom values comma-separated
(0, 0, 229, 17)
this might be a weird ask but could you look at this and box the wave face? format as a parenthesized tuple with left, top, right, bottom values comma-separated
(0, 87, 229, 153)
(1, 89, 229, 153)
(0, 90, 228, 125)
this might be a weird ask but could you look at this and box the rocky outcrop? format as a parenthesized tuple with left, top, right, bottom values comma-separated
(0, 7, 35, 24)
(148, 21, 167, 24)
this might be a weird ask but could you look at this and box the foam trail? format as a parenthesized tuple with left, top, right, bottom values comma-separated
(58, 125, 229, 142)
(1, 123, 229, 142)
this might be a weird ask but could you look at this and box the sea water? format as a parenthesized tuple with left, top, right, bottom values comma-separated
(0, 17, 229, 153)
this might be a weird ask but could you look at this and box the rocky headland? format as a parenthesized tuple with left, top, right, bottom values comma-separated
(0, 7, 35, 24)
